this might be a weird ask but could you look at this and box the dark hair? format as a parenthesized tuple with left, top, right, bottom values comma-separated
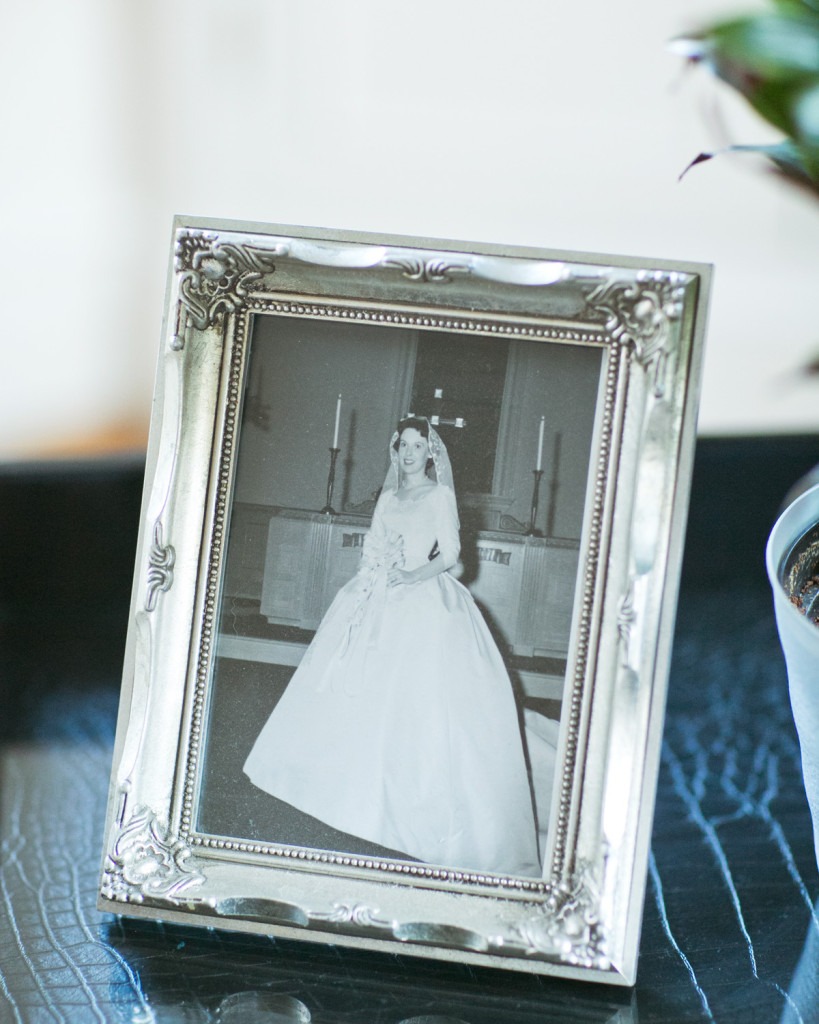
(393, 416, 429, 447)
(393, 416, 434, 472)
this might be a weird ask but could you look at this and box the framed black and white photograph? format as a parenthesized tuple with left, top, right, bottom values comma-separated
(99, 218, 710, 985)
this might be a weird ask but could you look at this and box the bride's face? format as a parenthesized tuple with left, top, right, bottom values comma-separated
(398, 428, 430, 478)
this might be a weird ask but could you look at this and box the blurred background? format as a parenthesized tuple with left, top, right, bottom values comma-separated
(2, 0, 818, 460)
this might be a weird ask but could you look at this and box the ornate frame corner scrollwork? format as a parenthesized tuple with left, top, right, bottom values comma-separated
(175, 230, 284, 331)
(586, 271, 690, 399)
(101, 790, 205, 905)
(512, 861, 610, 971)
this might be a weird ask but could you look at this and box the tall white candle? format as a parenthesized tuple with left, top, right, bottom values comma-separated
(333, 393, 342, 448)
(536, 415, 545, 471)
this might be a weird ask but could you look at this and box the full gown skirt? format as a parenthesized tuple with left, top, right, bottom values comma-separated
(243, 484, 543, 878)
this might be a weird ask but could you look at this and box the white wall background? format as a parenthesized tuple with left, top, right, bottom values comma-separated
(3, 0, 818, 459)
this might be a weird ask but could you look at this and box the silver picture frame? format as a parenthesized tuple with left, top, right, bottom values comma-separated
(98, 217, 710, 985)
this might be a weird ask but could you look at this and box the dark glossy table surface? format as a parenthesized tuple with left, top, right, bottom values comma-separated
(2, 437, 819, 1024)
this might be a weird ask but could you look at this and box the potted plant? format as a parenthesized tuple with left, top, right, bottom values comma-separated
(675, 0, 819, 865)
(675, 0, 819, 199)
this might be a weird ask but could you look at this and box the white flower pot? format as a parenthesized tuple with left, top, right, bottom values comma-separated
(766, 481, 819, 871)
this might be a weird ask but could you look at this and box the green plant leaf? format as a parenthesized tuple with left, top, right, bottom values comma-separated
(795, 80, 819, 140)
(770, 0, 819, 16)
(679, 140, 819, 198)
(708, 14, 819, 80)
(675, 6, 819, 190)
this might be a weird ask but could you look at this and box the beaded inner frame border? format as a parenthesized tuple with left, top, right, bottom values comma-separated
(99, 218, 710, 987)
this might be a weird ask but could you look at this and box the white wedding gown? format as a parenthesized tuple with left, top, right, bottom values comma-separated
(244, 483, 543, 878)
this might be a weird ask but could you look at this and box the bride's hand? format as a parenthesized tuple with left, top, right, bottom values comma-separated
(387, 568, 414, 588)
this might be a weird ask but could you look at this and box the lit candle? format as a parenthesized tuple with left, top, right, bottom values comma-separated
(536, 415, 545, 471)
(333, 393, 342, 449)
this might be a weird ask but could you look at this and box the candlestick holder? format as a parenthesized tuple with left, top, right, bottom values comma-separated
(525, 469, 544, 537)
(321, 447, 341, 515)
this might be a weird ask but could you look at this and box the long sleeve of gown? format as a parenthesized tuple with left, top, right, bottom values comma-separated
(434, 485, 461, 569)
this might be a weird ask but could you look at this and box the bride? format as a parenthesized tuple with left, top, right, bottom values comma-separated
(243, 416, 542, 878)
